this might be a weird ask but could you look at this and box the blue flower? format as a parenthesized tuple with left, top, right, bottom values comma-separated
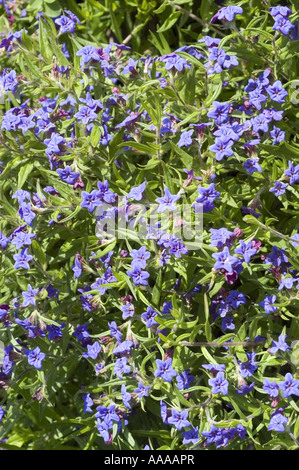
(266, 81, 288, 103)
(234, 240, 257, 263)
(26, 346, 46, 370)
(178, 129, 193, 148)
(82, 393, 93, 413)
(239, 353, 258, 378)
(212, 247, 239, 272)
(22, 284, 39, 307)
(154, 358, 177, 382)
(113, 357, 131, 379)
(82, 341, 102, 359)
(194, 183, 220, 212)
(112, 340, 134, 356)
(278, 373, 299, 398)
(207, 101, 230, 125)
(182, 427, 199, 445)
(259, 294, 278, 314)
(211, 5, 243, 23)
(244, 158, 262, 174)
(57, 166, 80, 185)
(268, 410, 288, 432)
(121, 302, 135, 320)
(270, 126, 285, 144)
(263, 379, 279, 398)
(127, 182, 146, 201)
(226, 290, 246, 309)
(130, 246, 150, 269)
(156, 187, 180, 213)
(72, 258, 82, 278)
(141, 306, 158, 328)
(272, 15, 294, 36)
(160, 53, 191, 72)
(284, 161, 299, 185)
(134, 382, 150, 398)
(0, 406, 5, 423)
(127, 266, 150, 286)
(13, 248, 33, 270)
(176, 369, 194, 390)
(210, 137, 234, 161)
(121, 384, 132, 409)
(269, 334, 290, 354)
(55, 15, 76, 34)
(168, 409, 191, 430)
(208, 371, 228, 395)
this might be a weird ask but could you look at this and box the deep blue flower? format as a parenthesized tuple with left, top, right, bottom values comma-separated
(57, 166, 80, 185)
(73, 323, 90, 342)
(239, 353, 258, 378)
(46, 323, 65, 342)
(182, 427, 199, 445)
(222, 315, 235, 331)
(226, 290, 246, 309)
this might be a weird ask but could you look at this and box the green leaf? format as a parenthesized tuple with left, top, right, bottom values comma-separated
(157, 11, 181, 33)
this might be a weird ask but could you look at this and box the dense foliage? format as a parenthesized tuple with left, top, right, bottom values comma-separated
(0, 0, 299, 451)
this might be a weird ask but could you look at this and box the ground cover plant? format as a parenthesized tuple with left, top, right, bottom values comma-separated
(0, 0, 298, 451)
